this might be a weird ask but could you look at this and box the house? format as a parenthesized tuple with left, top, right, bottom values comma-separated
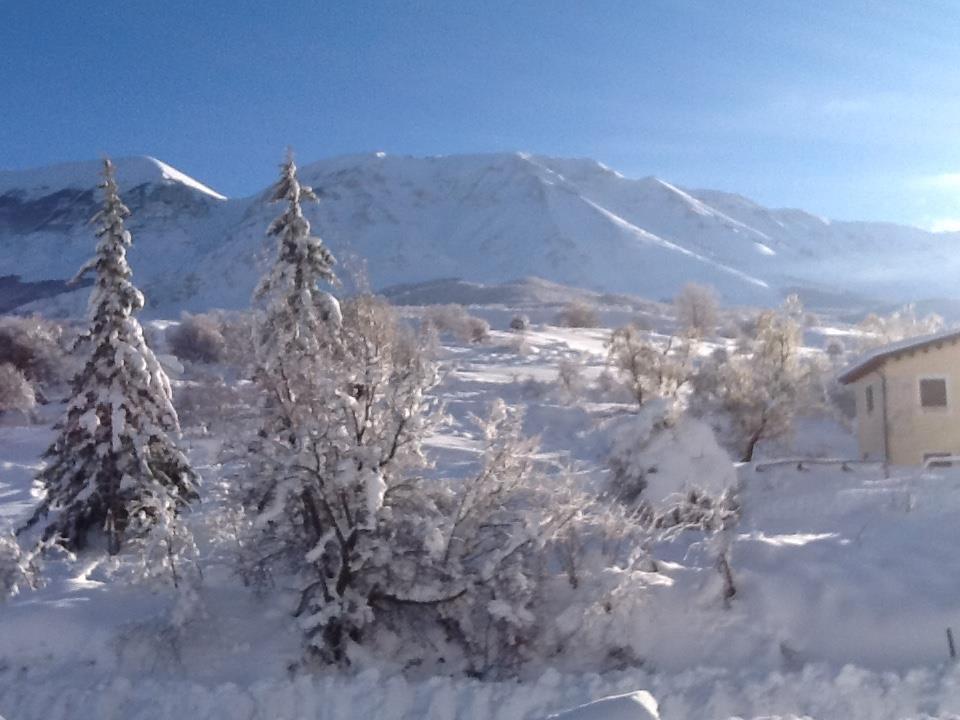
(838, 328, 960, 465)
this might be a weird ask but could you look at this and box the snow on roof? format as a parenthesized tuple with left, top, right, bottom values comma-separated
(838, 327, 960, 384)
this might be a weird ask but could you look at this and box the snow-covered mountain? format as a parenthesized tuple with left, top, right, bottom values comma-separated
(2, 152, 958, 315)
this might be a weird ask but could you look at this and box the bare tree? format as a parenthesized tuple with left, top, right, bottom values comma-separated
(607, 324, 697, 406)
(696, 298, 821, 462)
(674, 283, 719, 337)
(857, 304, 943, 351)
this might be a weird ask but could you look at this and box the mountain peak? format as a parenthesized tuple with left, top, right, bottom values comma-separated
(0, 156, 226, 201)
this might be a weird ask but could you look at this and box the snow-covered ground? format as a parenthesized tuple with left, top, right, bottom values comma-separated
(4, 314, 960, 720)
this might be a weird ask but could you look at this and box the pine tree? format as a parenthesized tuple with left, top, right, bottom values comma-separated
(253, 151, 337, 375)
(22, 159, 198, 554)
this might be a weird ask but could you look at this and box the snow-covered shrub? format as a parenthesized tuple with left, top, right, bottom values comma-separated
(555, 356, 586, 401)
(825, 338, 846, 363)
(606, 400, 737, 509)
(510, 313, 530, 332)
(431, 402, 657, 677)
(123, 495, 203, 627)
(554, 301, 600, 328)
(425, 304, 489, 343)
(653, 487, 740, 537)
(0, 362, 36, 415)
(717, 319, 741, 339)
(857, 304, 943, 351)
(606, 324, 696, 406)
(466, 315, 490, 343)
(214, 310, 257, 369)
(0, 533, 43, 600)
(674, 282, 718, 337)
(167, 313, 227, 364)
(654, 486, 741, 607)
(694, 298, 822, 462)
(604, 401, 741, 609)
(0, 314, 66, 387)
(22, 159, 199, 555)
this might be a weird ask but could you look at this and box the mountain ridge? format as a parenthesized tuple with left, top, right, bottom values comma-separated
(1, 151, 957, 316)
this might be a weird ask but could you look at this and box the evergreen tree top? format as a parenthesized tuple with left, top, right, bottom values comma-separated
(254, 152, 338, 364)
(74, 158, 144, 323)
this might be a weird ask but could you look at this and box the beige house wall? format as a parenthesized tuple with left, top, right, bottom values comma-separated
(852, 371, 886, 461)
(853, 339, 960, 465)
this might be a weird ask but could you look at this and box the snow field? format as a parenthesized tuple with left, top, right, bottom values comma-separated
(4, 317, 960, 718)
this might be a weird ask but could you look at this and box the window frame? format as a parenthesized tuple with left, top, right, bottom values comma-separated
(865, 384, 874, 415)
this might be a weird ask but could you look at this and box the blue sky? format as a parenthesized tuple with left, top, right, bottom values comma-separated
(3, 0, 960, 227)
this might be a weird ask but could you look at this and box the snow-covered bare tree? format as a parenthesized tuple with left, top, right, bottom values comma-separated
(434, 401, 553, 675)
(857, 303, 944, 351)
(21, 159, 198, 555)
(674, 282, 718, 337)
(0, 363, 36, 415)
(0, 314, 67, 390)
(240, 290, 449, 663)
(606, 324, 697, 406)
(695, 298, 821, 462)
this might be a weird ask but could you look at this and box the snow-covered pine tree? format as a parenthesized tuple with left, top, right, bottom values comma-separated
(253, 151, 338, 377)
(22, 158, 198, 555)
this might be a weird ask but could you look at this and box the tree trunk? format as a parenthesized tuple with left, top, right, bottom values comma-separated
(741, 428, 764, 463)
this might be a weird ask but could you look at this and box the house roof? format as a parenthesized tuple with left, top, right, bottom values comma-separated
(838, 327, 960, 384)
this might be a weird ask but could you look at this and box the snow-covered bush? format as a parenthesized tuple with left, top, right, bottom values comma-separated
(510, 313, 530, 332)
(653, 487, 739, 537)
(0, 533, 43, 600)
(0, 362, 36, 415)
(825, 338, 846, 363)
(22, 159, 199, 555)
(694, 298, 822, 462)
(674, 282, 718, 337)
(555, 356, 587, 401)
(554, 301, 600, 328)
(604, 401, 741, 609)
(0, 314, 66, 387)
(606, 400, 737, 509)
(424, 304, 490, 343)
(717, 318, 741, 339)
(433, 402, 661, 677)
(211, 310, 257, 369)
(467, 315, 490, 343)
(606, 324, 696, 406)
(167, 313, 227, 364)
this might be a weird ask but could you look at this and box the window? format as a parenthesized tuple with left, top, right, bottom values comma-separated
(919, 378, 948, 408)
(865, 385, 874, 414)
